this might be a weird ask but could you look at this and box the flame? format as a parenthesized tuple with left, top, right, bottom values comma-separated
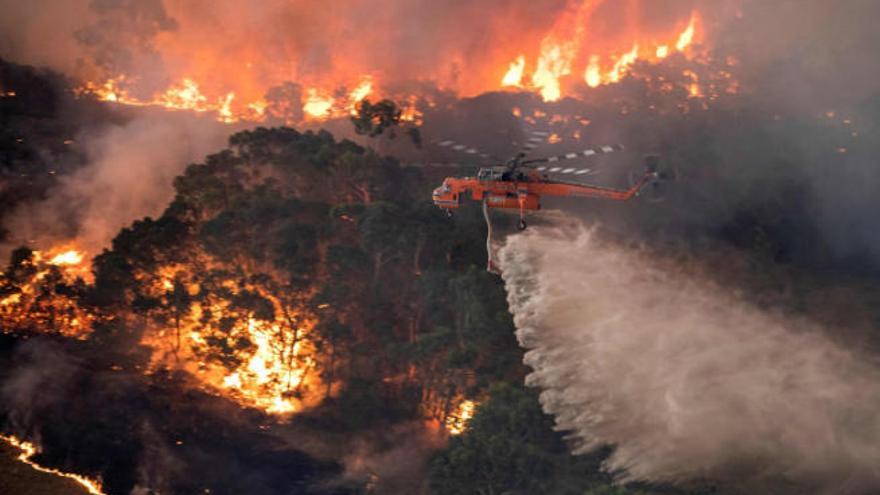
(2, 244, 321, 416)
(142, 261, 321, 416)
(581, 12, 702, 89)
(303, 89, 335, 119)
(584, 55, 601, 88)
(78, 76, 132, 104)
(247, 99, 268, 119)
(40, 244, 90, 280)
(609, 44, 640, 83)
(398, 95, 424, 125)
(502, 55, 526, 87)
(348, 78, 374, 115)
(219, 317, 309, 414)
(0, 435, 105, 495)
(0, 293, 21, 307)
(158, 78, 208, 111)
(349, 78, 373, 103)
(218, 93, 236, 123)
(676, 13, 698, 52)
(683, 69, 702, 98)
(531, 43, 573, 102)
(77, 76, 258, 123)
(445, 400, 476, 435)
(48, 250, 84, 266)
(74, 6, 713, 119)
(0, 243, 93, 338)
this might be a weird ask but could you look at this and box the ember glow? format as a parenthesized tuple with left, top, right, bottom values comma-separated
(0, 435, 106, 495)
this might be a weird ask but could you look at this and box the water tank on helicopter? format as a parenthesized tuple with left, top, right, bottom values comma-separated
(485, 192, 541, 210)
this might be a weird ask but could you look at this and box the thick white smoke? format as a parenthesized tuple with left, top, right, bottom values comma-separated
(499, 222, 880, 493)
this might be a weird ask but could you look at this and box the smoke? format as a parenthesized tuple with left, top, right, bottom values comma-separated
(3, 111, 227, 256)
(499, 222, 880, 493)
(338, 422, 445, 495)
(130, 421, 184, 495)
(1, 339, 81, 437)
(73, 0, 178, 89)
(0, 1, 92, 76)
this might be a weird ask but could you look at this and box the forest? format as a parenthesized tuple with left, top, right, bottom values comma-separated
(1, 3, 880, 491)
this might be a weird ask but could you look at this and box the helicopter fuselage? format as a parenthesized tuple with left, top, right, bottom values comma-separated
(432, 166, 649, 214)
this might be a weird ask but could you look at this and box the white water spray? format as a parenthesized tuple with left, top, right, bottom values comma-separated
(499, 222, 880, 492)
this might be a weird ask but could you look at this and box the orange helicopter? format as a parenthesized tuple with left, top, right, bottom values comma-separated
(431, 141, 662, 231)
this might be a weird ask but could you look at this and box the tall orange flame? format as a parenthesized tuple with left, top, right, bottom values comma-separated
(502, 55, 527, 88)
(676, 13, 698, 52)
(75, 6, 710, 120)
(531, 43, 574, 102)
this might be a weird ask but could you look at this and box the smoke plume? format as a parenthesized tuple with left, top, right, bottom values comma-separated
(3, 112, 227, 256)
(499, 222, 880, 493)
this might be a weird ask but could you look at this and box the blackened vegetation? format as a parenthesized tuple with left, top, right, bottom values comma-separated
(0, 335, 345, 495)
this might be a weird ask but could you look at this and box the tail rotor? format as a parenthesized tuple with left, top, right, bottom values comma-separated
(631, 155, 675, 202)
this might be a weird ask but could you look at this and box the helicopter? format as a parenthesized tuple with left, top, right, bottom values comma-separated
(431, 140, 663, 231)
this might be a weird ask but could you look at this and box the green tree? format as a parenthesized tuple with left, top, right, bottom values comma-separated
(430, 383, 623, 495)
(351, 98, 421, 147)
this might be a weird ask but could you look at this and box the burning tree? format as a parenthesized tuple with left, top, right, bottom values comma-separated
(44, 125, 498, 424)
(0, 246, 92, 338)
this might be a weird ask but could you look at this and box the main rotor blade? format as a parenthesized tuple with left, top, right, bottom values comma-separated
(520, 130, 551, 152)
(532, 165, 599, 176)
(521, 144, 625, 165)
(434, 139, 495, 160)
